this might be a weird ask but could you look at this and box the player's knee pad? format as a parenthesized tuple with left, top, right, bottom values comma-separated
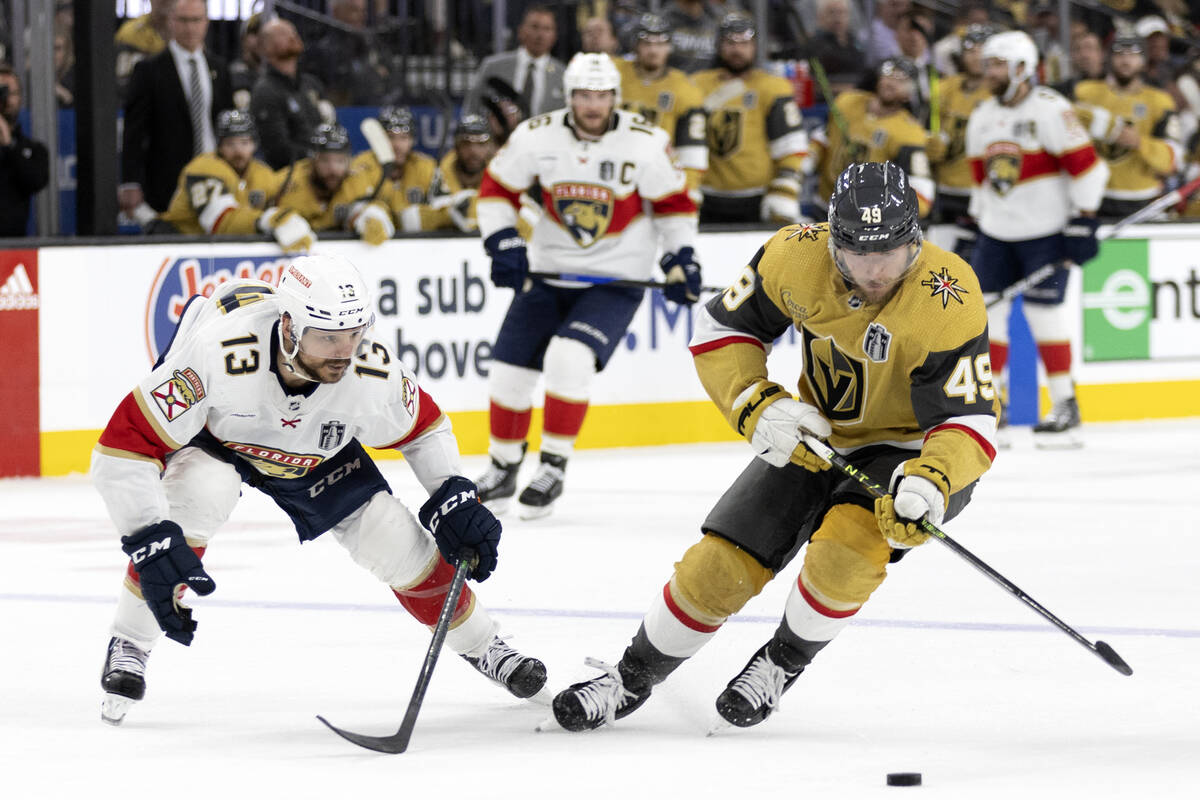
(672, 534, 773, 622)
(1022, 300, 1073, 341)
(489, 360, 541, 412)
(802, 503, 892, 607)
(543, 336, 597, 402)
(331, 492, 436, 587)
(161, 447, 241, 545)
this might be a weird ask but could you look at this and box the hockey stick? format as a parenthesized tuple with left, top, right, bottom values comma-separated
(360, 117, 396, 203)
(527, 271, 726, 294)
(317, 555, 473, 753)
(986, 174, 1200, 308)
(800, 434, 1134, 677)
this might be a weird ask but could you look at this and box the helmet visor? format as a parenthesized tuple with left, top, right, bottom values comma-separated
(297, 325, 368, 360)
(830, 241, 922, 301)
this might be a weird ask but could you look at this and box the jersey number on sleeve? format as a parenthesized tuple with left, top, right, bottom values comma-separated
(943, 353, 994, 405)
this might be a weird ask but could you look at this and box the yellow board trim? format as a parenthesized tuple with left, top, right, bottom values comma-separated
(36, 380, 1200, 476)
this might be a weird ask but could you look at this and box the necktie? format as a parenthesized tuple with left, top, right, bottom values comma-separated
(519, 60, 536, 116)
(188, 57, 206, 155)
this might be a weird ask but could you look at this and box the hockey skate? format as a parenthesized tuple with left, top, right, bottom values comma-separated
(517, 453, 566, 520)
(551, 657, 653, 732)
(100, 636, 150, 726)
(1033, 396, 1083, 450)
(463, 636, 547, 699)
(475, 444, 526, 513)
(714, 643, 803, 728)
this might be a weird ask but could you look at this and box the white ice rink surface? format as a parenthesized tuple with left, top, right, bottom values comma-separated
(2, 420, 1198, 799)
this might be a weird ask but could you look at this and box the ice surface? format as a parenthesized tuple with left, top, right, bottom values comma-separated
(1, 420, 1197, 799)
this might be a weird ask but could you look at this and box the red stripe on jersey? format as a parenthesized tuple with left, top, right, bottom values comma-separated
(1017, 150, 1061, 181)
(926, 423, 997, 463)
(688, 335, 765, 357)
(540, 188, 646, 237)
(98, 392, 175, 463)
(391, 387, 445, 448)
(650, 190, 697, 216)
(1058, 144, 1099, 177)
(969, 158, 985, 185)
(489, 400, 532, 441)
(662, 583, 721, 633)
(479, 170, 522, 208)
(797, 577, 860, 619)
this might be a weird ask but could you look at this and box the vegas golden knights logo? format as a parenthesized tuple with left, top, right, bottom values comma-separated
(803, 327, 866, 422)
(984, 141, 1022, 196)
(552, 183, 614, 247)
(707, 109, 743, 157)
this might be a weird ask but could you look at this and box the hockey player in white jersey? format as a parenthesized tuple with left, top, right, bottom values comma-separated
(966, 31, 1108, 447)
(93, 254, 547, 726)
(473, 52, 700, 518)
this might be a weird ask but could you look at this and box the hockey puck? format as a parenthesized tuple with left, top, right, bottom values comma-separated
(886, 773, 922, 787)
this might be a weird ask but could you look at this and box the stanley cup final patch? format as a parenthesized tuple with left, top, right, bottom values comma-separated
(150, 368, 206, 421)
(319, 420, 346, 450)
(862, 322, 892, 363)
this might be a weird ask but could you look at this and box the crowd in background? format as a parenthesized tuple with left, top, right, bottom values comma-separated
(2, 0, 1200, 239)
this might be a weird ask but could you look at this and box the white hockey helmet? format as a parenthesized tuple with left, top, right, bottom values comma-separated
(563, 52, 621, 106)
(276, 253, 374, 363)
(982, 31, 1039, 101)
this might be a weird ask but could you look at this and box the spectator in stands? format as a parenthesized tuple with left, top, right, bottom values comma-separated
(896, 8, 935, 114)
(251, 18, 327, 171)
(806, 0, 867, 93)
(420, 114, 498, 233)
(1054, 31, 1105, 98)
(119, 0, 235, 221)
(931, 0, 990, 76)
(580, 16, 620, 56)
(860, 0, 908, 66)
(663, 0, 721, 74)
(54, 25, 76, 108)
(115, 0, 170, 102)
(0, 64, 49, 236)
(1137, 16, 1177, 89)
(1028, 3, 1068, 85)
(351, 106, 439, 233)
(467, 6, 565, 120)
(229, 12, 264, 106)
(303, 0, 391, 106)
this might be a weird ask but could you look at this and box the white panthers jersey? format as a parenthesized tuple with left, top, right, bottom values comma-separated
(477, 108, 698, 282)
(92, 280, 459, 535)
(966, 86, 1109, 241)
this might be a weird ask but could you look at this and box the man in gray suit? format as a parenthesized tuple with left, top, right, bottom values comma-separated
(466, 5, 565, 120)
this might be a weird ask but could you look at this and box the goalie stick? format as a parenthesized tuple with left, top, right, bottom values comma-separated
(986, 174, 1200, 308)
(526, 271, 726, 294)
(801, 434, 1134, 677)
(317, 555, 473, 754)
(360, 117, 397, 203)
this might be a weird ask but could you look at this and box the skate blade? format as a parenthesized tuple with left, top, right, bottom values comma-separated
(482, 497, 513, 514)
(526, 686, 554, 707)
(707, 716, 733, 737)
(517, 503, 555, 521)
(101, 694, 134, 726)
(534, 715, 561, 732)
(1033, 432, 1084, 450)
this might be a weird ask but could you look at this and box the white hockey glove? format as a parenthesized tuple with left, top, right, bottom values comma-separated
(761, 174, 802, 224)
(443, 189, 478, 232)
(875, 462, 948, 549)
(258, 207, 316, 253)
(733, 381, 831, 471)
(351, 202, 395, 246)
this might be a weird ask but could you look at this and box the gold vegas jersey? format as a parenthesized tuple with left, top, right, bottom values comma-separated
(157, 153, 282, 235)
(273, 158, 387, 232)
(811, 90, 934, 215)
(352, 149, 439, 231)
(615, 58, 709, 182)
(691, 68, 807, 197)
(1073, 79, 1183, 205)
(689, 224, 997, 494)
(411, 151, 483, 232)
(929, 74, 992, 196)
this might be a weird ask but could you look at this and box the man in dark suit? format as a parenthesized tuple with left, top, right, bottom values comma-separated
(119, 0, 234, 220)
(465, 5, 565, 120)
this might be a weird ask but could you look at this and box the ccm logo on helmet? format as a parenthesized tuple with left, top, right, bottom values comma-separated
(858, 233, 892, 241)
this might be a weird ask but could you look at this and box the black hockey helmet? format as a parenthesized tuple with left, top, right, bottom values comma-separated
(827, 161, 922, 255)
(636, 13, 672, 43)
(960, 23, 996, 51)
(310, 122, 351, 153)
(378, 105, 415, 134)
(216, 109, 256, 141)
(877, 56, 919, 83)
(718, 13, 756, 42)
(455, 113, 492, 143)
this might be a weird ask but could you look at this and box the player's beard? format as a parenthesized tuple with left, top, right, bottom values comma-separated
(295, 352, 352, 383)
(720, 53, 752, 76)
(1113, 69, 1138, 88)
(989, 76, 1011, 99)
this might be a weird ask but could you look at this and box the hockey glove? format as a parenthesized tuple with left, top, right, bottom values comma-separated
(258, 207, 316, 253)
(419, 476, 502, 582)
(874, 461, 949, 549)
(1062, 215, 1100, 265)
(352, 202, 395, 246)
(120, 520, 215, 646)
(761, 174, 802, 224)
(444, 189, 479, 232)
(483, 227, 529, 290)
(660, 246, 703, 305)
(734, 381, 831, 471)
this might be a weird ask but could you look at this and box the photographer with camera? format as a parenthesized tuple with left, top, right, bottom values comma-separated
(0, 64, 50, 237)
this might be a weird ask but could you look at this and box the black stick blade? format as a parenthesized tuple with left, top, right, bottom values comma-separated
(1093, 640, 1133, 677)
(316, 715, 410, 754)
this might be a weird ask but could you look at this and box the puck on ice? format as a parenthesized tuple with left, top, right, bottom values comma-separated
(887, 773, 922, 787)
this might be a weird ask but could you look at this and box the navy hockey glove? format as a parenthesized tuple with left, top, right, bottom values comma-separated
(660, 246, 702, 305)
(419, 476, 502, 582)
(1062, 216, 1100, 265)
(120, 520, 215, 646)
(483, 227, 529, 290)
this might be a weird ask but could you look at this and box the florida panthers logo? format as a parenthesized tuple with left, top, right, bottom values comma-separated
(552, 183, 614, 247)
(984, 141, 1023, 196)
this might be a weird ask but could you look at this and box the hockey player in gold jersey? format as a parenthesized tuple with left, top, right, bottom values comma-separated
(274, 121, 395, 245)
(1072, 34, 1183, 220)
(414, 114, 498, 233)
(154, 110, 315, 253)
(811, 57, 935, 219)
(351, 106, 439, 234)
(615, 14, 708, 203)
(552, 162, 997, 732)
(692, 14, 808, 224)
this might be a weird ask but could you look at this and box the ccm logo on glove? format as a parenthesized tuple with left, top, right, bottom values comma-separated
(424, 487, 479, 534)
